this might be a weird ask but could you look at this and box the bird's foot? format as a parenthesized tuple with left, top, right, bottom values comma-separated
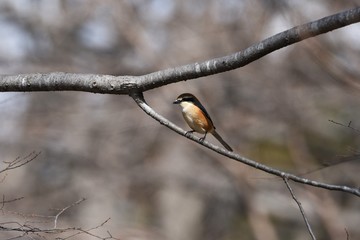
(185, 130, 195, 137)
(199, 133, 207, 142)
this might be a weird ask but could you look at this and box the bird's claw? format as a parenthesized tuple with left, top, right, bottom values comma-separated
(199, 133, 207, 142)
(185, 130, 195, 137)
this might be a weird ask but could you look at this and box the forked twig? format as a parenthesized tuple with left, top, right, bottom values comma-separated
(53, 198, 86, 229)
(1, 151, 41, 174)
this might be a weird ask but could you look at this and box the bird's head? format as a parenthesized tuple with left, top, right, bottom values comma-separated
(173, 93, 197, 105)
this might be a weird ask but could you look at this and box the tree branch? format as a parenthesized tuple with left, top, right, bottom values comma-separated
(0, 198, 117, 240)
(1, 151, 41, 174)
(131, 92, 360, 197)
(283, 177, 316, 240)
(0, 8, 359, 93)
(53, 198, 86, 229)
(329, 119, 360, 134)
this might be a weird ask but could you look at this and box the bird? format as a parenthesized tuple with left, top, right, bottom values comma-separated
(173, 93, 233, 151)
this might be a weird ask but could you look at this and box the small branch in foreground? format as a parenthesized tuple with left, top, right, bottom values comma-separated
(283, 178, 317, 240)
(1, 196, 24, 211)
(131, 92, 360, 197)
(60, 218, 116, 240)
(53, 198, 86, 229)
(0, 219, 115, 240)
(0, 198, 117, 240)
(329, 119, 360, 134)
(1, 151, 41, 174)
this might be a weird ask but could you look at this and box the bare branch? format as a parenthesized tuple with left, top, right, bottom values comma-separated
(0, 173, 7, 184)
(329, 119, 360, 134)
(0, 8, 359, 94)
(0, 220, 115, 240)
(0, 199, 117, 240)
(0, 151, 41, 189)
(53, 198, 86, 229)
(131, 92, 360, 197)
(0, 196, 24, 211)
(283, 178, 317, 240)
(1, 151, 41, 174)
(60, 218, 114, 240)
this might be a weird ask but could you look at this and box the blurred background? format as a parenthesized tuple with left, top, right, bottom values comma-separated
(0, 0, 360, 239)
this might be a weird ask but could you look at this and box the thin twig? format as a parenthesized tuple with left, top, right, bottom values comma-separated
(1, 151, 41, 174)
(53, 198, 86, 229)
(0, 196, 24, 211)
(329, 119, 360, 134)
(61, 218, 112, 240)
(345, 228, 350, 240)
(283, 177, 316, 240)
(0, 173, 7, 183)
(131, 92, 360, 197)
(0, 217, 115, 240)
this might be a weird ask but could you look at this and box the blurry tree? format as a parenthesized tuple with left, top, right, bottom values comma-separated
(0, 1, 360, 240)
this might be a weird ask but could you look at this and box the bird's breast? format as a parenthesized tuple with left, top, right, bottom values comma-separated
(180, 102, 212, 133)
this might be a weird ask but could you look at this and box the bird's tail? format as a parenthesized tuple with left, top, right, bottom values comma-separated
(211, 130, 233, 151)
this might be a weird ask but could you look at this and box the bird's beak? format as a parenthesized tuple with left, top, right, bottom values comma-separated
(173, 99, 181, 104)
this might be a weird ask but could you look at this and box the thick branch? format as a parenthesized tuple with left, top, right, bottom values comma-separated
(0, 72, 136, 94)
(137, 7, 360, 90)
(1, 8, 359, 93)
(131, 92, 360, 197)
